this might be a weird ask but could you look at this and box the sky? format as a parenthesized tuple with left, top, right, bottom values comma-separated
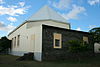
(0, 0, 100, 37)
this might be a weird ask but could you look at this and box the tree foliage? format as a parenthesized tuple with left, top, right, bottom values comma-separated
(0, 36, 11, 52)
(89, 27, 100, 43)
(67, 40, 91, 53)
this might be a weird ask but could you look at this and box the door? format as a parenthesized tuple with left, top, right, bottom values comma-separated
(31, 34, 35, 52)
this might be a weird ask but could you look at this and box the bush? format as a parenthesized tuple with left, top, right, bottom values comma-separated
(67, 40, 91, 53)
(0, 36, 11, 53)
(67, 40, 93, 62)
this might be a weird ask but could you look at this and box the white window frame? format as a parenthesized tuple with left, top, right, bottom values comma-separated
(53, 33, 62, 48)
(83, 36, 89, 44)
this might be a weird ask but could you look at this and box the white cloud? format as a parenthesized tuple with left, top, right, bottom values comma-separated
(0, 21, 16, 32)
(0, 0, 4, 4)
(6, 23, 16, 33)
(48, 0, 71, 10)
(88, 25, 96, 29)
(0, 21, 5, 27)
(62, 5, 86, 20)
(88, 0, 100, 5)
(0, 2, 30, 16)
(19, 2, 25, 7)
(7, 17, 17, 22)
(76, 27, 81, 31)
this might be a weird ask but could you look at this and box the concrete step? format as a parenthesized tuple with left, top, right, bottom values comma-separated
(16, 52, 34, 61)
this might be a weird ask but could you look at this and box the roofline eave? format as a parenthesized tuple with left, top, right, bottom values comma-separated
(8, 19, 70, 36)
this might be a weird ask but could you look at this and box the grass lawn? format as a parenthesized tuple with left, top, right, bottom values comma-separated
(0, 54, 100, 67)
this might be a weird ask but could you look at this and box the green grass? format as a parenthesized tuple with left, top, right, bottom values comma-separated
(0, 54, 100, 67)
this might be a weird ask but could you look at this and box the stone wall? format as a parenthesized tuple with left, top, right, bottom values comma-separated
(42, 25, 93, 60)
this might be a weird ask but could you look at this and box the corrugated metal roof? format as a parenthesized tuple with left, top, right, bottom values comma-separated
(28, 5, 67, 23)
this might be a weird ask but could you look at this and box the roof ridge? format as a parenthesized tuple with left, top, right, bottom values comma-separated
(27, 5, 67, 23)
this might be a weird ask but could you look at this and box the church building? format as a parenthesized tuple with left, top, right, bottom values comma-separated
(8, 6, 92, 61)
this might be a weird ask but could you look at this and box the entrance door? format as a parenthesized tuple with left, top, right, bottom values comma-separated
(31, 34, 35, 52)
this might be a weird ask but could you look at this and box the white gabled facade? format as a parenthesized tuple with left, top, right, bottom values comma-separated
(8, 5, 70, 61)
(8, 22, 42, 61)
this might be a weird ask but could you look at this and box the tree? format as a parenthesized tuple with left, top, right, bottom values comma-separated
(67, 40, 90, 53)
(89, 27, 100, 43)
(67, 40, 92, 62)
(0, 36, 11, 52)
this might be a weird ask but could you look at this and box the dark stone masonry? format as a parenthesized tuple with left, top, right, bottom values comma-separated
(42, 25, 93, 61)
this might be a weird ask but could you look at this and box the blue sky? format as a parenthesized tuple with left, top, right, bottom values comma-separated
(0, 0, 100, 37)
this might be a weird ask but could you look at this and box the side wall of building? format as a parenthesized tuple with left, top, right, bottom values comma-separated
(8, 23, 29, 56)
(8, 22, 42, 61)
(42, 25, 92, 60)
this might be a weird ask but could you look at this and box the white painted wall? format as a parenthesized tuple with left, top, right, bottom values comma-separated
(8, 22, 42, 61)
(42, 20, 70, 29)
(8, 20, 70, 61)
(27, 20, 70, 29)
(94, 43, 100, 53)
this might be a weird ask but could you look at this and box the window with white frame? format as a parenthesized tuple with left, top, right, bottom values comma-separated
(83, 36, 89, 44)
(53, 33, 62, 48)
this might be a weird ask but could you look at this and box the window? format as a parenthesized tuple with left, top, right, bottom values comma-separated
(55, 39, 60, 47)
(17, 35, 20, 47)
(14, 37, 16, 47)
(54, 33, 62, 48)
(12, 38, 14, 48)
(83, 36, 88, 44)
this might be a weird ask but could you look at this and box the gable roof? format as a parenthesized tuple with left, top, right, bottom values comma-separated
(28, 5, 67, 23)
